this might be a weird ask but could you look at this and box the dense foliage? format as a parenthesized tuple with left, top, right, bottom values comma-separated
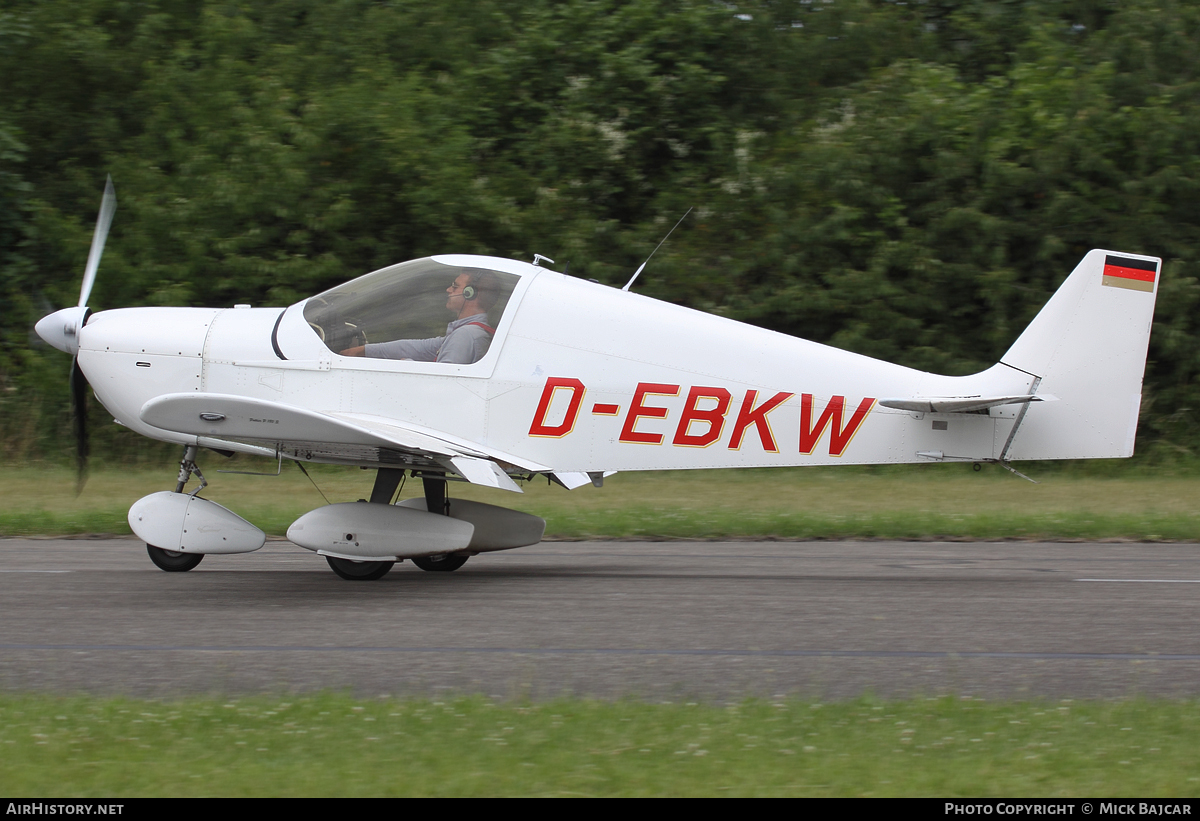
(3, 0, 1199, 461)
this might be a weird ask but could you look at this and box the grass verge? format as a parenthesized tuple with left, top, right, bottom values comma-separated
(0, 693, 1196, 796)
(1, 461, 1199, 541)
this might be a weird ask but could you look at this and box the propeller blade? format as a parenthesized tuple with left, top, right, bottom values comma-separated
(70, 355, 90, 493)
(78, 175, 116, 309)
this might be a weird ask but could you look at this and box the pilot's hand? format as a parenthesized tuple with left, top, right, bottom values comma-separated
(340, 345, 366, 357)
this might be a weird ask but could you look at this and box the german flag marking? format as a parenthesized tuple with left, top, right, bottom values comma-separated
(1102, 255, 1156, 292)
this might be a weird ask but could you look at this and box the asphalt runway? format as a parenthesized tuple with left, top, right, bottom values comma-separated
(1, 537, 1198, 701)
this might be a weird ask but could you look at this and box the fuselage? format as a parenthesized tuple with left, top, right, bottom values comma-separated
(76, 254, 1037, 472)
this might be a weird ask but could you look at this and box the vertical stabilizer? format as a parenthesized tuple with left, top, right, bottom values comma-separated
(999, 250, 1160, 460)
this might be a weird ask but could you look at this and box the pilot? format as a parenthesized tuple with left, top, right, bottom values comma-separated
(340, 269, 499, 364)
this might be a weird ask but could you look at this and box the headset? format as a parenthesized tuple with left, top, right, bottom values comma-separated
(451, 279, 477, 301)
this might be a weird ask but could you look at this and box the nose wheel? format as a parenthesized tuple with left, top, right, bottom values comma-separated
(146, 545, 204, 572)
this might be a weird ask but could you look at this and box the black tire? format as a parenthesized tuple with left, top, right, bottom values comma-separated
(411, 553, 470, 572)
(325, 556, 395, 581)
(147, 544, 204, 572)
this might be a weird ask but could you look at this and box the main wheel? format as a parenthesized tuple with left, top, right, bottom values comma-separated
(411, 553, 470, 572)
(147, 544, 204, 572)
(325, 556, 395, 581)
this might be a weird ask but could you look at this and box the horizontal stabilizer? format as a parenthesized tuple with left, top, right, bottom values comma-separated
(879, 395, 1052, 414)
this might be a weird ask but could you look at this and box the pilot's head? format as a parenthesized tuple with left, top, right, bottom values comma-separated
(446, 269, 500, 318)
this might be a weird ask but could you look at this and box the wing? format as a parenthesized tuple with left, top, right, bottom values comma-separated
(140, 392, 552, 492)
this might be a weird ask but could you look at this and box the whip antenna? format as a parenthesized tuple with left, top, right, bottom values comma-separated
(622, 207, 692, 292)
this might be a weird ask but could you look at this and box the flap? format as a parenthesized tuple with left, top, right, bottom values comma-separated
(332, 412, 549, 472)
(448, 456, 524, 493)
(550, 471, 593, 490)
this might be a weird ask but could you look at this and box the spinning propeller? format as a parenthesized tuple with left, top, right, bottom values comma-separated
(34, 176, 116, 490)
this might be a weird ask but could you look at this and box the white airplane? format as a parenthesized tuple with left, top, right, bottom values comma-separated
(35, 179, 1161, 580)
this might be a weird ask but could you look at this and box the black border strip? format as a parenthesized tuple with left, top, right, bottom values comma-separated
(1104, 254, 1156, 272)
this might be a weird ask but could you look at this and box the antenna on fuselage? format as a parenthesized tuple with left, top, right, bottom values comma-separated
(622, 207, 692, 292)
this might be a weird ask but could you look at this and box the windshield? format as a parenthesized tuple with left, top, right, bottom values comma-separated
(303, 258, 520, 364)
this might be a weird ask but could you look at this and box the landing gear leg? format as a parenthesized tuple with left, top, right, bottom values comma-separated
(144, 445, 208, 572)
(423, 474, 447, 515)
(370, 468, 405, 504)
(412, 476, 470, 572)
(174, 444, 207, 496)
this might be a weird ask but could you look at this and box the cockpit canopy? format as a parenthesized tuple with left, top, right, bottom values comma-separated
(303, 257, 520, 362)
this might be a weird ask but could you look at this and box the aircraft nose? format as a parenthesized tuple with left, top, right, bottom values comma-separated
(35, 306, 89, 355)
